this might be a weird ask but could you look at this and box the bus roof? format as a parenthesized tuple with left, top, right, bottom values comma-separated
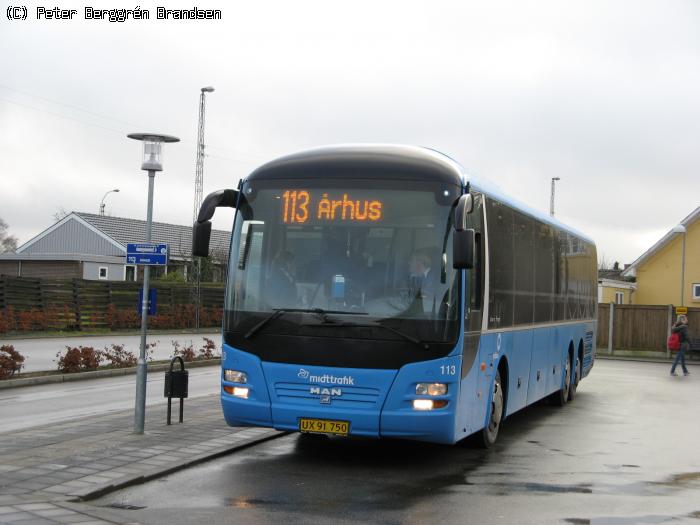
(246, 143, 463, 186)
(245, 144, 594, 245)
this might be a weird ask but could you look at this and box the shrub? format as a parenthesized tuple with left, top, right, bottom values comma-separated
(156, 271, 186, 283)
(105, 304, 140, 330)
(15, 308, 49, 331)
(0, 345, 25, 379)
(171, 340, 196, 362)
(102, 344, 137, 368)
(145, 341, 158, 361)
(56, 346, 102, 373)
(0, 307, 16, 333)
(198, 337, 219, 360)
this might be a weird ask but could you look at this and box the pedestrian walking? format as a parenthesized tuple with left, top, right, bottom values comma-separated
(670, 314, 690, 376)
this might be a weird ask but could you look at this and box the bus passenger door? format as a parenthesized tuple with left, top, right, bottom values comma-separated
(456, 192, 484, 438)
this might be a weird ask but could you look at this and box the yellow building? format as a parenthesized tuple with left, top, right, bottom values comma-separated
(622, 207, 700, 306)
(598, 278, 636, 304)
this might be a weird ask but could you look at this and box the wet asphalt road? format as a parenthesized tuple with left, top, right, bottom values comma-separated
(0, 366, 220, 433)
(92, 360, 700, 525)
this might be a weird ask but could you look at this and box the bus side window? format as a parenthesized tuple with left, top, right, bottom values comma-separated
(472, 232, 482, 310)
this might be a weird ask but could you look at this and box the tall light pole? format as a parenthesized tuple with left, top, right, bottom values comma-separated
(550, 177, 560, 217)
(192, 86, 214, 329)
(99, 188, 120, 216)
(672, 224, 687, 306)
(127, 132, 180, 434)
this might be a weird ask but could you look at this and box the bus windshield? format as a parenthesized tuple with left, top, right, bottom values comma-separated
(223, 179, 462, 368)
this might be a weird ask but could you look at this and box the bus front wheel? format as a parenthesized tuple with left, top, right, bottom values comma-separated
(475, 370, 504, 448)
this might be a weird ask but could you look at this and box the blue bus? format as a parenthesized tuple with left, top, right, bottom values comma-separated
(192, 145, 597, 446)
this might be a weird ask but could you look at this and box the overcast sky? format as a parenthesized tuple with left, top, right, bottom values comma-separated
(1, 0, 698, 265)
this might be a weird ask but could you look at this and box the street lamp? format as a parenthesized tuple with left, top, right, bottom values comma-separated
(99, 188, 120, 216)
(550, 177, 560, 217)
(127, 132, 180, 434)
(672, 224, 687, 306)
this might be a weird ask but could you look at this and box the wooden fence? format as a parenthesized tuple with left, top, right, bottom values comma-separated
(1, 276, 698, 347)
(0, 276, 225, 332)
(597, 303, 699, 351)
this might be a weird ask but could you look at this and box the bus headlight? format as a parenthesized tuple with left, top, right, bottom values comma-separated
(224, 385, 249, 399)
(224, 370, 248, 383)
(416, 383, 447, 396)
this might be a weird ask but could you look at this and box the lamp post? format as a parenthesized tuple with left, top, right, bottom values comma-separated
(127, 132, 180, 434)
(672, 224, 687, 306)
(99, 188, 120, 216)
(549, 177, 560, 217)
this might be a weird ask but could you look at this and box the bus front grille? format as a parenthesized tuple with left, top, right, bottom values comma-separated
(274, 382, 381, 407)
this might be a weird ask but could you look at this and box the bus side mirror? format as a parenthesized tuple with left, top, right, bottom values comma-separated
(454, 193, 474, 231)
(192, 221, 213, 257)
(453, 229, 475, 269)
(192, 189, 239, 258)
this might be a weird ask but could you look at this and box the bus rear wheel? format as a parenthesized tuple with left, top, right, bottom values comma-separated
(552, 352, 572, 407)
(568, 355, 581, 402)
(475, 370, 504, 448)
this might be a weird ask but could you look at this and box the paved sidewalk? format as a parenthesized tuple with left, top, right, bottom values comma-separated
(0, 395, 282, 524)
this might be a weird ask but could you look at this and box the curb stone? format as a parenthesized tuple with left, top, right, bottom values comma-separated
(69, 430, 284, 502)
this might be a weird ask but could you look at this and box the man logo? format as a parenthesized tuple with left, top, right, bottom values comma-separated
(310, 386, 342, 396)
(298, 369, 310, 379)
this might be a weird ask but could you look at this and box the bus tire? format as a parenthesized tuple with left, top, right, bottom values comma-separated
(552, 351, 572, 407)
(568, 354, 581, 402)
(475, 370, 504, 448)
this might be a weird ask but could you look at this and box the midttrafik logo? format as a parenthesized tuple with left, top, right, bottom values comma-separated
(297, 368, 355, 385)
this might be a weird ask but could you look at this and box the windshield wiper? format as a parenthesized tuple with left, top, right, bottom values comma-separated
(244, 308, 367, 340)
(303, 318, 430, 351)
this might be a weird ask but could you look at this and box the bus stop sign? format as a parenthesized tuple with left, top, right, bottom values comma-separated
(126, 243, 169, 265)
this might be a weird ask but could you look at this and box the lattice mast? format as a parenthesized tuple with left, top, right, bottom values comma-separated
(193, 90, 209, 225)
(191, 86, 214, 328)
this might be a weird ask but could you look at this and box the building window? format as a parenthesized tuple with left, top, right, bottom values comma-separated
(693, 283, 700, 301)
(125, 265, 136, 281)
(615, 292, 624, 305)
(98, 267, 108, 280)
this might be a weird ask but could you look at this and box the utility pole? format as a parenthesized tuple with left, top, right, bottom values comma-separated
(192, 86, 214, 329)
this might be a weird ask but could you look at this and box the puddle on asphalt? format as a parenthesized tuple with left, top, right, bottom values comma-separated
(461, 478, 593, 495)
(105, 502, 147, 510)
(565, 514, 693, 524)
(651, 471, 700, 487)
(228, 497, 283, 508)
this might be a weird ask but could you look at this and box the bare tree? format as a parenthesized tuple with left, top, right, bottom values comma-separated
(52, 207, 69, 223)
(0, 218, 18, 253)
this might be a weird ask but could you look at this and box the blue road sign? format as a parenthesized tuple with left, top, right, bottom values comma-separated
(138, 288, 158, 316)
(126, 243, 169, 265)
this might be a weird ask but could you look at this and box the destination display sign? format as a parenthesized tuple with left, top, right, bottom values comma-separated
(126, 243, 169, 265)
(280, 190, 383, 224)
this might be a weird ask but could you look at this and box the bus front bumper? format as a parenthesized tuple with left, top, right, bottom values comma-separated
(221, 392, 457, 444)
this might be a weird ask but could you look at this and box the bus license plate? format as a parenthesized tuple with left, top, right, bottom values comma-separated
(299, 418, 349, 436)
